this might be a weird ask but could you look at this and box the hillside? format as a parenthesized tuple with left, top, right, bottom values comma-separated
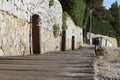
(59, 0, 120, 47)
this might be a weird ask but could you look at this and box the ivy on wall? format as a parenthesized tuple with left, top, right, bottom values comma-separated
(49, 0, 54, 7)
(53, 24, 60, 38)
(62, 12, 68, 31)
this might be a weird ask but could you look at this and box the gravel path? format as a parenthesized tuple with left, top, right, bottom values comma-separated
(95, 47, 120, 80)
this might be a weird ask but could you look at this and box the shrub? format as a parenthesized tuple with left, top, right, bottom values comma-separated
(62, 12, 68, 31)
(49, 0, 54, 7)
(53, 24, 60, 38)
(95, 47, 105, 56)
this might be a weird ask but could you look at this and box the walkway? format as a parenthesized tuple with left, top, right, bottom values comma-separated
(0, 47, 95, 80)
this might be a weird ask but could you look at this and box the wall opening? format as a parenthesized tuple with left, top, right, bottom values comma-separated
(72, 36, 75, 50)
(61, 31, 66, 51)
(32, 14, 41, 54)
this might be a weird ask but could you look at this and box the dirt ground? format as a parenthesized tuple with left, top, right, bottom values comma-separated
(95, 47, 120, 80)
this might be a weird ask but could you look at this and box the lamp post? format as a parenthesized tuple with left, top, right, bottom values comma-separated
(89, 9, 94, 45)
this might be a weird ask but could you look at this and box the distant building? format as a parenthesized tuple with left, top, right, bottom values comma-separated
(87, 33, 117, 47)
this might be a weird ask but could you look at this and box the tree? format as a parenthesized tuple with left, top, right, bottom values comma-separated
(110, 1, 120, 46)
(59, 0, 87, 28)
(85, 0, 117, 38)
(91, 17, 116, 38)
(110, 1, 120, 29)
(85, 0, 103, 9)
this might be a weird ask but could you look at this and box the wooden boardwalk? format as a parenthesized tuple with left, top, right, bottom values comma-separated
(0, 47, 95, 80)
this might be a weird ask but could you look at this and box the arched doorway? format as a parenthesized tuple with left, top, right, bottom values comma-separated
(32, 14, 41, 54)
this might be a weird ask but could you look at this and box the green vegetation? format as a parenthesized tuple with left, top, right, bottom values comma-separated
(56, 46, 58, 49)
(95, 47, 105, 56)
(85, 0, 103, 10)
(53, 24, 60, 38)
(49, 0, 54, 7)
(82, 7, 90, 29)
(85, 0, 120, 46)
(92, 17, 116, 38)
(70, 0, 86, 27)
(62, 12, 68, 31)
(60, 0, 88, 28)
(59, 0, 120, 46)
(110, 1, 120, 46)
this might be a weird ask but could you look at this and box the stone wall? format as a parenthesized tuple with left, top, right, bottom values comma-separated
(0, 11, 30, 56)
(41, 16, 83, 53)
(0, 0, 63, 56)
(41, 27, 62, 53)
(66, 17, 83, 50)
(0, 0, 62, 30)
(0, 0, 83, 56)
(0, 10, 62, 56)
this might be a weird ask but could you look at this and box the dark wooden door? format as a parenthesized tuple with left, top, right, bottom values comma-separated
(61, 31, 66, 51)
(32, 14, 41, 54)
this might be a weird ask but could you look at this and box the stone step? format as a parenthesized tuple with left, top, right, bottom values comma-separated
(0, 47, 95, 80)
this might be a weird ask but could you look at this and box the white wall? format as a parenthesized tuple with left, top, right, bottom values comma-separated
(0, 0, 63, 56)
(0, 0, 62, 30)
(0, 11, 30, 56)
(0, 0, 84, 56)
(66, 17, 83, 50)
(87, 33, 118, 47)
(101, 38, 112, 47)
